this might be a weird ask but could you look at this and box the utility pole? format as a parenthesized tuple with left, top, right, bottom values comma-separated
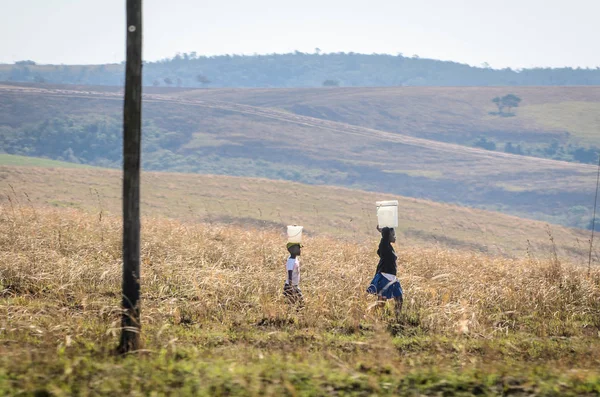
(118, 0, 143, 354)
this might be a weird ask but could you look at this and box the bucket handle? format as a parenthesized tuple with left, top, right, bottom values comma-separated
(288, 229, 303, 237)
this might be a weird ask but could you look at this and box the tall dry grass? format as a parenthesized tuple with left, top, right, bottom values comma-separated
(2, 204, 600, 352)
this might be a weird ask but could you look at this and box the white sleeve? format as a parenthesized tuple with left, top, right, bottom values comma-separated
(286, 259, 295, 271)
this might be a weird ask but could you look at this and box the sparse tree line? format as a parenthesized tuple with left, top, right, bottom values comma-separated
(0, 116, 341, 184)
(152, 74, 211, 87)
(3, 52, 600, 87)
(472, 135, 599, 165)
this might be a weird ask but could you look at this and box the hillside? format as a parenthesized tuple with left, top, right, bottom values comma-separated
(3, 52, 600, 88)
(6, 83, 600, 162)
(2, 206, 600, 395)
(172, 85, 600, 160)
(1, 84, 599, 230)
(0, 156, 592, 260)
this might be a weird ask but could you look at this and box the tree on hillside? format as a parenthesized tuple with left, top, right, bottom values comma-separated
(492, 97, 504, 114)
(504, 142, 524, 155)
(473, 136, 496, 151)
(572, 147, 599, 164)
(502, 94, 522, 114)
(323, 79, 339, 87)
(492, 94, 522, 115)
(196, 74, 211, 85)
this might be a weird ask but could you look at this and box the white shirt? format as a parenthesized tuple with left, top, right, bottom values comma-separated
(285, 257, 300, 286)
(381, 272, 397, 282)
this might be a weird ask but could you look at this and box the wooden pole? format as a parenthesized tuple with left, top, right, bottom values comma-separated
(118, 0, 143, 354)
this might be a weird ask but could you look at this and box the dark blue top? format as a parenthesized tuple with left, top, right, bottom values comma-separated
(376, 227, 397, 275)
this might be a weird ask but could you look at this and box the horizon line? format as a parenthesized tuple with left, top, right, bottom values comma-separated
(2, 51, 600, 71)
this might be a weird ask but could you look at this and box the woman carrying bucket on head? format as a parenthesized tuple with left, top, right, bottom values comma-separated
(367, 201, 403, 318)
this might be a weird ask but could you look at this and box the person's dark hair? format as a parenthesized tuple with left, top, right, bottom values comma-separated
(288, 243, 301, 257)
(381, 227, 394, 241)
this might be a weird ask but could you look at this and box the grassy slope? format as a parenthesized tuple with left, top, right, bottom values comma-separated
(1, 207, 599, 395)
(173, 86, 600, 145)
(1, 85, 599, 228)
(0, 156, 592, 260)
(521, 101, 600, 142)
(5, 83, 600, 145)
(0, 153, 92, 168)
(1, 86, 597, 190)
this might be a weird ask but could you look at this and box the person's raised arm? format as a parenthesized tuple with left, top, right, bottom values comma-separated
(378, 228, 393, 256)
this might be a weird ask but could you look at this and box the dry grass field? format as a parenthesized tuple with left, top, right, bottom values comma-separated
(0, 157, 593, 260)
(1, 205, 600, 395)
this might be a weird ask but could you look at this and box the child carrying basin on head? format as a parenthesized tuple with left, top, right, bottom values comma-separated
(283, 242, 304, 306)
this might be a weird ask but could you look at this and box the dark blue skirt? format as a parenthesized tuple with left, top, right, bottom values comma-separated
(367, 273, 403, 299)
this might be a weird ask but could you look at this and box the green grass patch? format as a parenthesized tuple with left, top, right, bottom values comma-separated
(182, 132, 241, 149)
(521, 101, 600, 144)
(2, 347, 600, 396)
(495, 182, 531, 192)
(382, 169, 444, 179)
(0, 154, 93, 169)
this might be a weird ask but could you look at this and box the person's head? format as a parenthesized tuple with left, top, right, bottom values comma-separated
(381, 227, 396, 243)
(287, 243, 302, 257)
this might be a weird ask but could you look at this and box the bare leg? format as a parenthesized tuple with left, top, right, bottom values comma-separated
(294, 286, 305, 310)
(284, 284, 304, 309)
(394, 295, 403, 319)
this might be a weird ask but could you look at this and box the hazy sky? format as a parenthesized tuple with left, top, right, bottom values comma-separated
(1, 0, 598, 68)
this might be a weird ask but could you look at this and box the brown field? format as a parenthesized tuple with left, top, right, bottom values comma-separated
(1, 205, 600, 395)
(0, 159, 594, 260)
(3, 79, 600, 395)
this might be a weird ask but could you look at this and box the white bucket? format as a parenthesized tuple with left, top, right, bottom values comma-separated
(376, 200, 398, 228)
(287, 225, 303, 243)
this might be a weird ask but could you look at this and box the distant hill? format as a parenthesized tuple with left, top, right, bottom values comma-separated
(0, 155, 591, 259)
(1, 85, 598, 230)
(2, 52, 600, 88)
(171, 86, 600, 163)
